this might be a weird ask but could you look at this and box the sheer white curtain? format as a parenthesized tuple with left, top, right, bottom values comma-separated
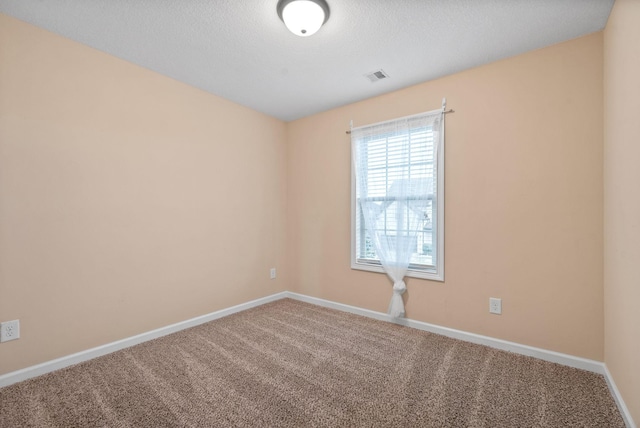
(351, 110, 443, 318)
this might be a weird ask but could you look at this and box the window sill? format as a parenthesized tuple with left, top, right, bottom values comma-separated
(351, 261, 444, 282)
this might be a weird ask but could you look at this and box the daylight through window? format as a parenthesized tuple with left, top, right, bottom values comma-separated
(351, 109, 444, 281)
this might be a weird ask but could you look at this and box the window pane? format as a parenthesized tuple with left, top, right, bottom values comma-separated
(355, 125, 436, 269)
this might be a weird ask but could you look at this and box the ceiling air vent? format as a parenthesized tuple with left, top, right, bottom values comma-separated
(365, 69, 389, 82)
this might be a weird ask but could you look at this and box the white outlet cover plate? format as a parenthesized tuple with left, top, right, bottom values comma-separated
(0, 320, 20, 342)
(489, 298, 502, 315)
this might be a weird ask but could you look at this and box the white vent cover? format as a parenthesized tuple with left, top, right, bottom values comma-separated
(365, 69, 389, 82)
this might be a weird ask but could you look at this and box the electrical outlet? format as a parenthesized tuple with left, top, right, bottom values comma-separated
(0, 320, 20, 342)
(270, 268, 276, 279)
(489, 298, 502, 315)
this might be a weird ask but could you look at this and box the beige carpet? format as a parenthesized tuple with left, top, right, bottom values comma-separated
(0, 299, 625, 427)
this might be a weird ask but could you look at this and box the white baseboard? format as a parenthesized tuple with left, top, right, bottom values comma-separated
(283, 291, 605, 373)
(603, 365, 637, 428)
(0, 292, 288, 388)
(0, 290, 635, 427)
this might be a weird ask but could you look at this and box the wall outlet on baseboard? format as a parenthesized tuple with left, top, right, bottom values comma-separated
(489, 298, 502, 315)
(270, 268, 276, 280)
(0, 320, 20, 342)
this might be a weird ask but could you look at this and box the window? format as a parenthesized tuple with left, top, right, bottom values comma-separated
(351, 110, 444, 281)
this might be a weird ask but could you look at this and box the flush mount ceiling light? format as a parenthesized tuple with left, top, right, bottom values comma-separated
(277, 0, 330, 37)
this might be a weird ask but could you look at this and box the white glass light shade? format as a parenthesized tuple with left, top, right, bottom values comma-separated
(281, 0, 326, 37)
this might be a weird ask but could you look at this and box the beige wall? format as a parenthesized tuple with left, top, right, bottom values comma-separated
(0, 14, 288, 375)
(288, 33, 604, 360)
(604, 0, 640, 422)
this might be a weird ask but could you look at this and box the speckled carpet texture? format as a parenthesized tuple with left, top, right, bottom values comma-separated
(0, 298, 625, 427)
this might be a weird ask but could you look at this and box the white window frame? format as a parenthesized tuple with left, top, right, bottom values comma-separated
(350, 111, 445, 282)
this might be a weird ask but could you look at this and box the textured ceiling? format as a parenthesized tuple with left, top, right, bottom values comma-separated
(0, 0, 614, 121)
